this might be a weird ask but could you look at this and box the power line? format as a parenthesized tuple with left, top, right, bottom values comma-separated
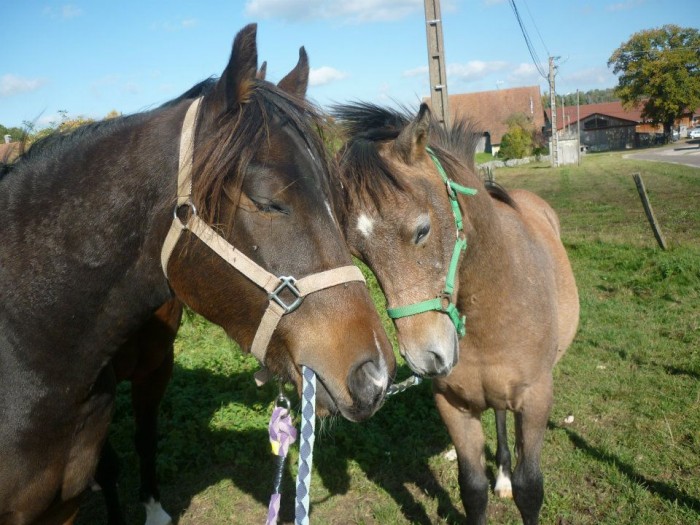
(508, 0, 548, 79)
(522, 0, 550, 58)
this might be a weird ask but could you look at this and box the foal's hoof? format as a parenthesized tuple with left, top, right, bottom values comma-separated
(494, 469, 513, 499)
(144, 498, 173, 525)
(494, 485, 513, 499)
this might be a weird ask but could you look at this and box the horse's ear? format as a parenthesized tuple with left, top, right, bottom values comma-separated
(277, 47, 309, 99)
(394, 103, 431, 163)
(257, 61, 267, 80)
(212, 23, 258, 113)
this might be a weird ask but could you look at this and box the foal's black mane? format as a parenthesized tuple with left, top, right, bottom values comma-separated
(333, 102, 515, 211)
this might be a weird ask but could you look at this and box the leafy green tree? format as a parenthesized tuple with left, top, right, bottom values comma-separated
(498, 114, 533, 160)
(0, 124, 25, 142)
(608, 25, 700, 138)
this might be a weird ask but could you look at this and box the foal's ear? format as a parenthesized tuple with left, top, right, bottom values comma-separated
(256, 61, 267, 81)
(212, 23, 258, 113)
(277, 47, 309, 99)
(394, 103, 431, 164)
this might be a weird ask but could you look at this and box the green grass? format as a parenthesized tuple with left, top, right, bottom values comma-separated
(77, 151, 700, 524)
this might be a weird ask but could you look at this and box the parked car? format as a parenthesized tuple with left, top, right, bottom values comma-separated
(689, 128, 700, 140)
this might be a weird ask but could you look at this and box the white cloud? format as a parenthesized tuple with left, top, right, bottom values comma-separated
(506, 63, 544, 84)
(151, 18, 199, 32)
(309, 66, 348, 86)
(448, 61, 510, 82)
(404, 61, 513, 84)
(403, 66, 428, 78)
(563, 67, 617, 87)
(605, 0, 645, 12)
(0, 74, 46, 97)
(43, 4, 83, 19)
(245, 0, 423, 23)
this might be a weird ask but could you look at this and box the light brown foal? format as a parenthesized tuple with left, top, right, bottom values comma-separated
(334, 102, 579, 525)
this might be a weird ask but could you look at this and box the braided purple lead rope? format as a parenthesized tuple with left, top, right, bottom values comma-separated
(265, 400, 297, 525)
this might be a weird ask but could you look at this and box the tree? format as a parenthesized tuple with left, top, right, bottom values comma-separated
(608, 25, 700, 138)
(498, 113, 534, 160)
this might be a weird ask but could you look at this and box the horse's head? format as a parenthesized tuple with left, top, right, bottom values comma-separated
(165, 25, 395, 421)
(335, 103, 479, 378)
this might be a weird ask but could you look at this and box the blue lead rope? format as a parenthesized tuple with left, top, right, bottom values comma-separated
(294, 366, 317, 525)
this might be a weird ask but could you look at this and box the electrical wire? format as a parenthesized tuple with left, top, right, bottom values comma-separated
(508, 0, 548, 79)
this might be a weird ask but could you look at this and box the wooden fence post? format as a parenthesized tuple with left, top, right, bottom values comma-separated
(632, 173, 667, 250)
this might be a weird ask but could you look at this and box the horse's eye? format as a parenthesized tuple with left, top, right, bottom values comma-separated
(251, 197, 289, 215)
(415, 222, 431, 245)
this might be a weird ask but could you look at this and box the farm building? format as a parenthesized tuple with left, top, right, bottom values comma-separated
(546, 101, 700, 152)
(425, 86, 546, 155)
(0, 137, 21, 163)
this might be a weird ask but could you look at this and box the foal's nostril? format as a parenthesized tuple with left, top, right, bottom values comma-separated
(426, 348, 453, 377)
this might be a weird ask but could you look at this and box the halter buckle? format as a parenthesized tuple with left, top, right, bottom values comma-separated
(269, 276, 303, 313)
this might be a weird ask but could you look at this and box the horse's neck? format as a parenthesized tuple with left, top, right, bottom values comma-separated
(458, 187, 516, 297)
(0, 109, 180, 371)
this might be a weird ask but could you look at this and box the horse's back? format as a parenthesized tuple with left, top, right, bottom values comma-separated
(507, 189, 579, 358)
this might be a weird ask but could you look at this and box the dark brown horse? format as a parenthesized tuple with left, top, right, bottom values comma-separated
(0, 26, 396, 525)
(334, 102, 578, 525)
(91, 50, 314, 525)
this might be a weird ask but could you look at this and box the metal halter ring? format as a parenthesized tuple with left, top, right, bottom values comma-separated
(269, 276, 303, 313)
(173, 200, 198, 229)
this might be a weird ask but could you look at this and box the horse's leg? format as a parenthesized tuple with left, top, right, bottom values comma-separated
(93, 438, 126, 525)
(511, 376, 553, 525)
(132, 301, 180, 525)
(434, 390, 488, 525)
(131, 355, 174, 525)
(494, 409, 513, 499)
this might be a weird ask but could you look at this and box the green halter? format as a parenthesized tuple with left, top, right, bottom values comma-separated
(386, 147, 477, 338)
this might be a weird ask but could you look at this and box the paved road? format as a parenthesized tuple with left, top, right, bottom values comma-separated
(624, 140, 700, 168)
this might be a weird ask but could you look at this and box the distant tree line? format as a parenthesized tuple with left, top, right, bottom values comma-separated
(1, 109, 121, 146)
(541, 88, 618, 109)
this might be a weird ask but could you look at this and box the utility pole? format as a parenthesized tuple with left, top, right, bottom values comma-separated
(549, 56, 558, 167)
(577, 88, 581, 166)
(424, 0, 450, 129)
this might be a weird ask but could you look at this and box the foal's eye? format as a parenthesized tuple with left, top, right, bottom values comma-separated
(415, 223, 431, 245)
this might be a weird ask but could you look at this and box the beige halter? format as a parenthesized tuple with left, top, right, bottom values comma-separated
(161, 97, 365, 365)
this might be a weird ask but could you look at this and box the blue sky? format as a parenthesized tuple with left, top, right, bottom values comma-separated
(2, 0, 698, 129)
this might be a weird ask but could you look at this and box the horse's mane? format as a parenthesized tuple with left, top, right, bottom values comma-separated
(2, 78, 336, 228)
(191, 80, 336, 227)
(333, 102, 516, 213)
(332, 103, 476, 207)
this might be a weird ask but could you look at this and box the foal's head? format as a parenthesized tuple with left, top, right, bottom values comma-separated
(335, 103, 479, 377)
(166, 26, 395, 421)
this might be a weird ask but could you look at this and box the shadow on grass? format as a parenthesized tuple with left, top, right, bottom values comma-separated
(77, 364, 463, 524)
(549, 421, 700, 513)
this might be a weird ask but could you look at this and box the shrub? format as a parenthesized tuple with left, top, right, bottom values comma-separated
(498, 125, 532, 160)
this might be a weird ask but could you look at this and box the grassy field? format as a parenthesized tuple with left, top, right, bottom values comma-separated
(78, 149, 700, 524)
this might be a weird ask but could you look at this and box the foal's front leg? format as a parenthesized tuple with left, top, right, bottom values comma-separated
(434, 390, 488, 525)
(512, 375, 553, 525)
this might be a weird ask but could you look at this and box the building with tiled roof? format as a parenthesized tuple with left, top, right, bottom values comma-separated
(425, 86, 545, 154)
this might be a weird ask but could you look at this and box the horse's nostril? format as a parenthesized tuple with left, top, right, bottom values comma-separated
(348, 359, 387, 404)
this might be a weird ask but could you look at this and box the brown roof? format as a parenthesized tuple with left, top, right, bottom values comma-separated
(546, 101, 643, 131)
(425, 86, 545, 145)
(546, 101, 700, 131)
(0, 142, 20, 163)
